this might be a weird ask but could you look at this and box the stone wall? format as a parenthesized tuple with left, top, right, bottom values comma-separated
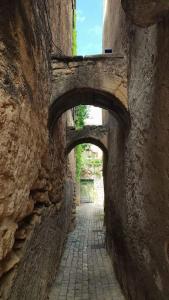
(123, 19, 169, 300)
(122, 0, 169, 27)
(0, 0, 51, 285)
(49, 0, 76, 226)
(0, 1, 75, 299)
(51, 55, 127, 114)
(104, 1, 169, 299)
(66, 125, 108, 154)
(103, 0, 128, 55)
(8, 179, 74, 300)
(49, 0, 74, 55)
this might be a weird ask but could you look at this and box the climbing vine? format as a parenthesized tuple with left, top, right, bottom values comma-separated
(74, 106, 89, 181)
(74, 105, 88, 129)
(75, 144, 84, 181)
(72, 9, 77, 55)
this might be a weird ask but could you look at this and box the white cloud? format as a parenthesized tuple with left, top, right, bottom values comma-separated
(76, 10, 86, 23)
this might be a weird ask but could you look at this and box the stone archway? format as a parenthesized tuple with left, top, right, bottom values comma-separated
(51, 55, 127, 107)
(48, 87, 130, 133)
(49, 54, 129, 133)
(65, 125, 109, 213)
(66, 125, 108, 157)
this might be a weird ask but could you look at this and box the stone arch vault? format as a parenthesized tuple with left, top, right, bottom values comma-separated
(66, 125, 108, 157)
(49, 54, 129, 133)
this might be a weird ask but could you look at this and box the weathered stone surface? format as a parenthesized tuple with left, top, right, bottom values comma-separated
(31, 178, 48, 191)
(0, 0, 51, 269)
(66, 125, 108, 155)
(49, 116, 67, 204)
(49, 0, 75, 55)
(104, 1, 169, 299)
(15, 228, 28, 241)
(0, 252, 20, 277)
(0, 221, 18, 261)
(103, 0, 128, 54)
(49, 55, 129, 135)
(32, 191, 50, 205)
(0, 0, 75, 299)
(8, 179, 74, 300)
(51, 55, 127, 116)
(122, 21, 169, 299)
(122, 0, 169, 27)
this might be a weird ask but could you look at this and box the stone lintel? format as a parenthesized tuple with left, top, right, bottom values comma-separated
(51, 54, 124, 63)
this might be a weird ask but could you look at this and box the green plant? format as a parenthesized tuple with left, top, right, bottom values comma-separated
(75, 145, 84, 181)
(72, 9, 77, 55)
(81, 157, 103, 177)
(75, 105, 89, 129)
(74, 106, 89, 181)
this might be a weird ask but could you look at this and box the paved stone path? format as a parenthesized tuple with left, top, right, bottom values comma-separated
(48, 201, 125, 300)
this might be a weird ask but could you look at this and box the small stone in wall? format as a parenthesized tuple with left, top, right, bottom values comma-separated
(31, 178, 48, 191)
(32, 191, 50, 205)
(15, 228, 27, 240)
(30, 214, 42, 225)
(142, 247, 151, 265)
(0, 221, 18, 260)
(0, 204, 4, 217)
(154, 271, 163, 292)
(56, 201, 62, 211)
(0, 251, 19, 277)
(13, 241, 25, 250)
(15, 197, 34, 222)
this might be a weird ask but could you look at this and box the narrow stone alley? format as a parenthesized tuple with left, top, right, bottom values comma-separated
(48, 200, 125, 300)
(1, 1, 169, 299)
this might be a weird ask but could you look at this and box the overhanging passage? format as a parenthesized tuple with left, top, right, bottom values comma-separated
(66, 125, 108, 157)
(49, 54, 130, 133)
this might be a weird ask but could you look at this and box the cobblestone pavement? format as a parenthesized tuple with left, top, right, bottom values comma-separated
(48, 200, 125, 300)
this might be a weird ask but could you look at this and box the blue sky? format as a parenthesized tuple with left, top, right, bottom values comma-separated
(76, 0, 103, 55)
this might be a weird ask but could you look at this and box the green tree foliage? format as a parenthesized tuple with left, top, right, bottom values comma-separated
(83, 158, 102, 177)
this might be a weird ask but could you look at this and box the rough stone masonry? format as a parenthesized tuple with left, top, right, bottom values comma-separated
(0, 0, 169, 300)
(0, 1, 75, 299)
(104, 1, 169, 299)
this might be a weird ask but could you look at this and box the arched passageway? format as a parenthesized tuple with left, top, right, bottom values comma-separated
(51, 55, 127, 108)
(65, 131, 109, 196)
(48, 76, 129, 300)
(49, 141, 125, 300)
(48, 87, 130, 133)
(49, 86, 130, 246)
(66, 141, 106, 201)
(66, 136, 108, 158)
(66, 137, 108, 205)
